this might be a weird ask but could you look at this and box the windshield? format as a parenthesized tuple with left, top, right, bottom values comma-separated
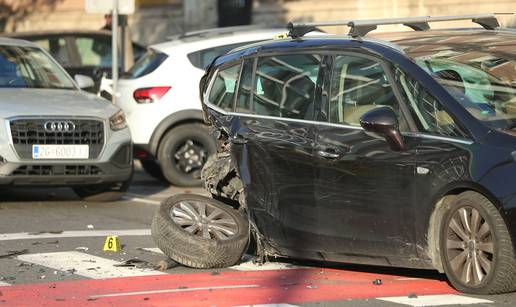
(407, 46, 516, 131)
(0, 45, 75, 89)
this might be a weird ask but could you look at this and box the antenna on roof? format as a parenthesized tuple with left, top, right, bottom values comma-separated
(287, 13, 512, 38)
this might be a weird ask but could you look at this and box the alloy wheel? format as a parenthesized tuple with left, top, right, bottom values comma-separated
(445, 206, 495, 286)
(173, 139, 207, 176)
(170, 200, 238, 240)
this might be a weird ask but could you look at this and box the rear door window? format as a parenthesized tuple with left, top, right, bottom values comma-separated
(251, 54, 321, 119)
(73, 36, 112, 67)
(208, 64, 241, 111)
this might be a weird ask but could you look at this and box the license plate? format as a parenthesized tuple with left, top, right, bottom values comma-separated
(32, 145, 89, 159)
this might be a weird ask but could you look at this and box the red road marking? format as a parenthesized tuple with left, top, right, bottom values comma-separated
(0, 268, 456, 306)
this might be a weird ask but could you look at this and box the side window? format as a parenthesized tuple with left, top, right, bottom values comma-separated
(74, 36, 112, 67)
(236, 59, 254, 113)
(32, 38, 72, 66)
(253, 54, 321, 119)
(395, 67, 466, 138)
(208, 64, 241, 111)
(329, 55, 407, 129)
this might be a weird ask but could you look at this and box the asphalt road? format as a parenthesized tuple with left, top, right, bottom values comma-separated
(0, 162, 515, 306)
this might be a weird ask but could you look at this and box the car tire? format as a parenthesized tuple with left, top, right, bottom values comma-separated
(440, 191, 516, 294)
(157, 123, 216, 187)
(140, 160, 165, 181)
(151, 194, 249, 268)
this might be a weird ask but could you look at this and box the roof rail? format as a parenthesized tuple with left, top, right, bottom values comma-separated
(167, 24, 284, 41)
(287, 13, 511, 38)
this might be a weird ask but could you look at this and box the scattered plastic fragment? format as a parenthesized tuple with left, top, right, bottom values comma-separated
(75, 247, 89, 252)
(372, 279, 382, 285)
(87, 225, 94, 229)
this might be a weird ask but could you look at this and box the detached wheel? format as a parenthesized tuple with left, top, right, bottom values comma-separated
(440, 191, 516, 294)
(151, 194, 249, 268)
(157, 123, 216, 187)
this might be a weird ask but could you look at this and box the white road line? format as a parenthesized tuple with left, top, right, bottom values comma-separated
(377, 294, 493, 306)
(0, 229, 150, 241)
(17, 251, 164, 279)
(89, 284, 259, 299)
(0, 281, 11, 286)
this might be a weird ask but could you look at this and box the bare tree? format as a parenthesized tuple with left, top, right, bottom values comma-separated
(0, 0, 63, 32)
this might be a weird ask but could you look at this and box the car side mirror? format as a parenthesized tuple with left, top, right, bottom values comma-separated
(74, 74, 95, 89)
(359, 106, 405, 151)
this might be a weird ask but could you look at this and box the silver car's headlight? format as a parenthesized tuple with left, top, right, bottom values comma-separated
(110, 110, 127, 131)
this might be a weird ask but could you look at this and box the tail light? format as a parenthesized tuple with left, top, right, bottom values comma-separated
(133, 86, 171, 104)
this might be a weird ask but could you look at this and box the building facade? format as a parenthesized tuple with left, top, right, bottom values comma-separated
(2, 0, 516, 46)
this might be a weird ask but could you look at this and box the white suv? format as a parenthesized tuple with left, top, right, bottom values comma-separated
(115, 27, 286, 186)
(0, 38, 132, 201)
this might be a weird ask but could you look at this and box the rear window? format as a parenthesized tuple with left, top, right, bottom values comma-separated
(188, 41, 258, 69)
(123, 49, 167, 79)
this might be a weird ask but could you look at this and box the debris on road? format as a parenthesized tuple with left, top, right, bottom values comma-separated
(372, 279, 382, 285)
(87, 225, 94, 229)
(408, 292, 418, 298)
(75, 247, 89, 252)
(114, 258, 154, 269)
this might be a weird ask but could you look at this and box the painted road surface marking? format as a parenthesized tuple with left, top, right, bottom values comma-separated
(377, 294, 493, 306)
(0, 267, 457, 306)
(0, 281, 11, 286)
(17, 251, 164, 279)
(0, 229, 150, 241)
(90, 285, 260, 299)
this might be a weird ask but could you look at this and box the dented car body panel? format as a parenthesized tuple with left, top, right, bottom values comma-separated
(201, 32, 516, 270)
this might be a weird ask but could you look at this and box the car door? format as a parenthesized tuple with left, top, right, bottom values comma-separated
(226, 53, 324, 250)
(313, 53, 419, 258)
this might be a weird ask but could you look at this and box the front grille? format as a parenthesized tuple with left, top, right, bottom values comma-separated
(11, 165, 103, 176)
(9, 119, 104, 159)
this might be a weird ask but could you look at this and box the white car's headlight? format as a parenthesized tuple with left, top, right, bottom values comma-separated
(109, 110, 127, 131)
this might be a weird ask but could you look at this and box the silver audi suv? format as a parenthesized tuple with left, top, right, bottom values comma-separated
(0, 37, 132, 201)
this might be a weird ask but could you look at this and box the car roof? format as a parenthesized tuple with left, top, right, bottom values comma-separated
(150, 28, 289, 55)
(0, 36, 39, 47)
(216, 28, 516, 64)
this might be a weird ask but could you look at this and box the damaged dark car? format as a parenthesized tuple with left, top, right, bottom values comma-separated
(152, 15, 516, 295)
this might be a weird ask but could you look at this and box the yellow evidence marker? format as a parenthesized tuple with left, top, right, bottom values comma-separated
(103, 235, 121, 252)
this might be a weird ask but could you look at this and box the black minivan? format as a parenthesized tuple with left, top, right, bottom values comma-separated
(152, 14, 516, 294)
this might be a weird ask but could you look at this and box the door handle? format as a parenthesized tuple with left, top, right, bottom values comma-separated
(317, 150, 341, 159)
(231, 133, 248, 144)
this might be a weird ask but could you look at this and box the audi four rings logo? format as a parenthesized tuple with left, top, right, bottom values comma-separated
(44, 121, 76, 132)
